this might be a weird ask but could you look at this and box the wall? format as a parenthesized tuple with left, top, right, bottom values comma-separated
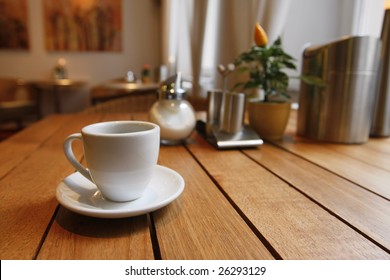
(0, 0, 385, 106)
(0, 0, 161, 114)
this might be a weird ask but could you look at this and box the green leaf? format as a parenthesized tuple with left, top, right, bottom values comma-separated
(299, 75, 327, 87)
(232, 35, 303, 101)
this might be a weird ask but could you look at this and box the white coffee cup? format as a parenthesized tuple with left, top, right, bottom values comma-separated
(63, 121, 160, 202)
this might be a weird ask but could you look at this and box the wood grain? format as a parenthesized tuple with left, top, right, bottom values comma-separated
(320, 141, 390, 172)
(244, 144, 390, 252)
(37, 208, 153, 260)
(0, 114, 102, 259)
(1, 112, 390, 260)
(0, 115, 73, 179)
(282, 110, 390, 198)
(274, 138, 390, 199)
(187, 134, 390, 259)
(154, 144, 274, 259)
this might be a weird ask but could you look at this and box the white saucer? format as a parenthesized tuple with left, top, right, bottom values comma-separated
(56, 165, 185, 218)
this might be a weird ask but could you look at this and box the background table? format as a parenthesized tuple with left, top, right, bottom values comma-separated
(29, 79, 87, 114)
(0, 111, 389, 259)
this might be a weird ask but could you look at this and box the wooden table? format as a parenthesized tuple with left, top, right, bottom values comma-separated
(1, 111, 389, 260)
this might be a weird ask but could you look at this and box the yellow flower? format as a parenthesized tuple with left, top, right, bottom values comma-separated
(254, 22, 268, 47)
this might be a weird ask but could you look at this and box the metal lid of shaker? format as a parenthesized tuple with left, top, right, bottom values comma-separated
(159, 72, 186, 100)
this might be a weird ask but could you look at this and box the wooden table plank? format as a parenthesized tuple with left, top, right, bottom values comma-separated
(320, 142, 390, 172)
(0, 115, 73, 179)
(282, 110, 390, 198)
(154, 144, 274, 259)
(244, 144, 390, 252)
(277, 115, 390, 200)
(36, 113, 154, 259)
(187, 133, 390, 259)
(37, 208, 153, 260)
(0, 114, 103, 259)
(364, 137, 390, 154)
(273, 136, 390, 199)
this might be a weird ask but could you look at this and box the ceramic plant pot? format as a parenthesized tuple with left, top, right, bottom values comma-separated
(247, 101, 291, 140)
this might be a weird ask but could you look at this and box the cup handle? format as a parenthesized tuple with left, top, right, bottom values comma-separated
(63, 133, 93, 182)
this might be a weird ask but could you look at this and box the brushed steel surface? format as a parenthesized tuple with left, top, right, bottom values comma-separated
(219, 92, 246, 133)
(371, 9, 390, 137)
(298, 36, 381, 143)
(206, 90, 223, 135)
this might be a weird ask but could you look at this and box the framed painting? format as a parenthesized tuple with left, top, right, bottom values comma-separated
(43, 0, 122, 52)
(0, 0, 29, 50)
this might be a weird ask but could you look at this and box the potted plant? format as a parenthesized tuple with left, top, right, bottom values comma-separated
(233, 22, 320, 140)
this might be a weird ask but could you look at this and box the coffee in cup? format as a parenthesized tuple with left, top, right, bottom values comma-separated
(63, 121, 160, 202)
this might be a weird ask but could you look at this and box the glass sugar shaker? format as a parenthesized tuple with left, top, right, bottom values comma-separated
(149, 73, 196, 145)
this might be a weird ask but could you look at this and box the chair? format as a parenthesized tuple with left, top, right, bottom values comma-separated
(0, 78, 39, 129)
(90, 79, 159, 105)
(83, 93, 210, 115)
(83, 92, 157, 114)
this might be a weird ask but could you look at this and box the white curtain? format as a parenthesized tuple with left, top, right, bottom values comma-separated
(161, 0, 291, 98)
(350, 0, 384, 37)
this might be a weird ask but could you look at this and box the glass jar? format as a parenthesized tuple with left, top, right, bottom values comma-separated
(149, 73, 196, 145)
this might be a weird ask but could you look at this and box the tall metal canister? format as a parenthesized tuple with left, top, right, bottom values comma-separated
(371, 9, 390, 137)
(298, 36, 381, 143)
